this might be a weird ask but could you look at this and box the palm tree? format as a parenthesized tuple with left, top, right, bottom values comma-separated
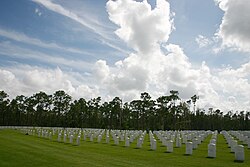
(191, 94, 199, 114)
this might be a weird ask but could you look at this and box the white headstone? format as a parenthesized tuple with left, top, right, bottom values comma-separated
(49, 132, 52, 141)
(182, 135, 187, 144)
(151, 139, 157, 150)
(208, 143, 216, 158)
(115, 136, 119, 145)
(106, 135, 110, 143)
(64, 134, 67, 143)
(230, 140, 237, 153)
(83, 133, 87, 141)
(125, 137, 130, 147)
(137, 138, 143, 148)
(235, 145, 244, 162)
(69, 134, 73, 144)
(193, 138, 198, 149)
(210, 139, 216, 145)
(76, 135, 80, 145)
(98, 135, 102, 143)
(197, 136, 202, 145)
(90, 134, 93, 142)
(176, 137, 182, 148)
(186, 142, 193, 155)
(247, 138, 250, 149)
(167, 140, 173, 153)
(58, 133, 61, 142)
(38, 131, 41, 137)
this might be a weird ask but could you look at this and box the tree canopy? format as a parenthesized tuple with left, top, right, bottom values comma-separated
(0, 90, 249, 130)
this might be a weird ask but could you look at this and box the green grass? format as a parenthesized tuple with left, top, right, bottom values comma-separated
(0, 129, 249, 167)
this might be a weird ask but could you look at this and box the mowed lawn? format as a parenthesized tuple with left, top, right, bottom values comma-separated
(0, 129, 249, 167)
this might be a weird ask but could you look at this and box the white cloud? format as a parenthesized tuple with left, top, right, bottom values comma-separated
(35, 8, 42, 16)
(105, 0, 200, 102)
(106, 0, 174, 54)
(93, 60, 110, 82)
(102, 0, 250, 112)
(0, 41, 92, 71)
(32, 0, 127, 53)
(0, 28, 93, 55)
(0, 66, 99, 100)
(215, 0, 250, 53)
(195, 35, 213, 48)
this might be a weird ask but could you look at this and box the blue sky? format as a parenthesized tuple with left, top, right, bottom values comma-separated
(0, 0, 250, 112)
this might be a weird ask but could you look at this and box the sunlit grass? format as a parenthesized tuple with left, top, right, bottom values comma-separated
(0, 129, 249, 167)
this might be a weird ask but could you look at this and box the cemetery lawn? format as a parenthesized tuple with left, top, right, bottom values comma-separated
(0, 129, 249, 167)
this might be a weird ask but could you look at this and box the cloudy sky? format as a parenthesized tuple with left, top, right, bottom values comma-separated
(0, 0, 250, 112)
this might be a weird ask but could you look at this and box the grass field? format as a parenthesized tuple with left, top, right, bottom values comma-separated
(0, 129, 249, 167)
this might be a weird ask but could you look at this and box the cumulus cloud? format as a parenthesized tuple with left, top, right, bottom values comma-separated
(102, 0, 250, 111)
(92, 60, 110, 82)
(105, 0, 204, 103)
(106, 0, 174, 54)
(215, 0, 250, 52)
(0, 66, 99, 100)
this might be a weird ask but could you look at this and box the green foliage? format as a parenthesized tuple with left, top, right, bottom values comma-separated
(0, 90, 250, 130)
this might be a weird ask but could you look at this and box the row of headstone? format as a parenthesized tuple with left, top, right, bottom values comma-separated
(221, 131, 245, 162)
(230, 131, 250, 149)
(207, 131, 217, 158)
(154, 130, 212, 154)
(13, 127, 248, 162)
(148, 131, 156, 150)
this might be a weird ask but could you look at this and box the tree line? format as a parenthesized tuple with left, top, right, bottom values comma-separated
(0, 90, 249, 130)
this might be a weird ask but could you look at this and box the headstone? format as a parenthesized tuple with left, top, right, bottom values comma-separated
(210, 139, 216, 145)
(186, 142, 193, 155)
(137, 138, 143, 148)
(162, 137, 167, 146)
(243, 136, 248, 145)
(176, 137, 182, 148)
(235, 145, 244, 162)
(49, 132, 52, 141)
(90, 134, 93, 142)
(83, 133, 87, 141)
(38, 131, 41, 137)
(167, 140, 173, 153)
(182, 135, 187, 144)
(98, 135, 102, 143)
(76, 135, 80, 145)
(230, 140, 237, 153)
(125, 137, 130, 147)
(58, 133, 61, 142)
(69, 134, 73, 144)
(130, 135, 134, 143)
(208, 143, 216, 158)
(64, 134, 67, 143)
(151, 139, 157, 150)
(193, 138, 198, 149)
(115, 136, 119, 145)
(106, 135, 110, 144)
(247, 138, 250, 149)
(197, 136, 201, 145)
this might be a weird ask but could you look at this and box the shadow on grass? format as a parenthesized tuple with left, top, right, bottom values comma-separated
(206, 156, 215, 159)
(183, 154, 192, 156)
(148, 149, 156, 151)
(234, 160, 244, 163)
